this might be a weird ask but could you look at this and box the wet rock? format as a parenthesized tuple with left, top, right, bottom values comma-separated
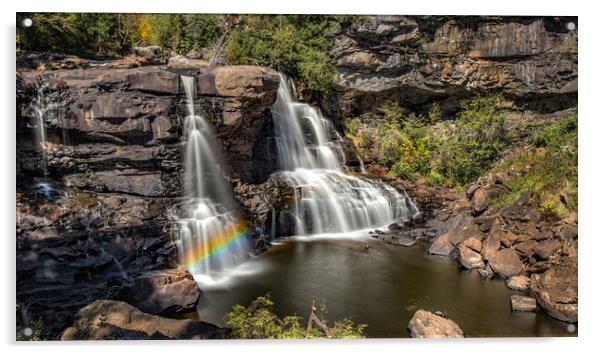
(382, 234, 417, 247)
(506, 275, 530, 291)
(530, 258, 578, 323)
(511, 295, 537, 312)
(60, 300, 223, 340)
(477, 263, 495, 278)
(407, 310, 464, 338)
(489, 248, 523, 278)
(533, 240, 561, 260)
(120, 269, 201, 316)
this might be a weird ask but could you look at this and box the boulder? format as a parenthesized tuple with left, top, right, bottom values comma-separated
(132, 46, 166, 65)
(458, 242, 485, 270)
(515, 240, 538, 258)
(463, 236, 482, 252)
(533, 239, 561, 260)
(481, 219, 503, 261)
(120, 269, 201, 316)
(428, 227, 477, 256)
(470, 187, 491, 215)
(530, 258, 578, 323)
(407, 310, 464, 338)
(489, 248, 523, 278)
(511, 295, 537, 312)
(60, 300, 223, 340)
(474, 215, 497, 232)
(506, 275, 530, 291)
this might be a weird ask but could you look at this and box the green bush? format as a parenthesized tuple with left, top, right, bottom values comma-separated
(534, 113, 578, 147)
(224, 15, 341, 92)
(347, 96, 507, 186)
(223, 294, 367, 339)
(495, 111, 577, 214)
(133, 14, 222, 54)
(435, 95, 507, 185)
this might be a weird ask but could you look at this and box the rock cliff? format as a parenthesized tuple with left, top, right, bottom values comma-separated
(16, 57, 280, 337)
(326, 16, 577, 117)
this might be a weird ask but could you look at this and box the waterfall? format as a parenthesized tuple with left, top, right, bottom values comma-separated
(28, 82, 61, 199)
(173, 76, 250, 283)
(272, 74, 419, 235)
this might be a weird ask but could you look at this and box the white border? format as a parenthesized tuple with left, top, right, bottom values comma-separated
(2, 1, 598, 354)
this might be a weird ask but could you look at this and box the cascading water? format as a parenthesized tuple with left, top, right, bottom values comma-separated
(28, 82, 61, 199)
(272, 74, 419, 235)
(173, 76, 250, 283)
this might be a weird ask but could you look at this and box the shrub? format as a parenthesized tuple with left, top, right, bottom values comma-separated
(538, 199, 563, 221)
(223, 294, 367, 339)
(224, 15, 340, 92)
(494, 111, 577, 214)
(391, 161, 417, 181)
(428, 102, 443, 124)
(435, 95, 507, 185)
(347, 96, 507, 186)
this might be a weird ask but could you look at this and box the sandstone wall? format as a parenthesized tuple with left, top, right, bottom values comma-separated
(326, 16, 577, 117)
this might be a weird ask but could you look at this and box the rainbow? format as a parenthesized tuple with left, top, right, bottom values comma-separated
(182, 221, 249, 270)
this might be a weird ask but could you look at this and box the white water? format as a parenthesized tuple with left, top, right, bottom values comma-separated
(28, 83, 61, 199)
(272, 74, 419, 235)
(173, 76, 250, 283)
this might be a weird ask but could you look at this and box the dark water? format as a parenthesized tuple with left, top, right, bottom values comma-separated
(194, 233, 576, 338)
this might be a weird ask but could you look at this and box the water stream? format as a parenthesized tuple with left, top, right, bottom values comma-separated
(272, 73, 419, 235)
(28, 82, 59, 199)
(173, 76, 251, 285)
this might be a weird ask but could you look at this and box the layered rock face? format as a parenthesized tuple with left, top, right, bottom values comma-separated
(328, 16, 577, 117)
(16, 57, 280, 337)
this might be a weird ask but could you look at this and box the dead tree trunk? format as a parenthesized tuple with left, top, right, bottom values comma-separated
(306, 298, 330, 337)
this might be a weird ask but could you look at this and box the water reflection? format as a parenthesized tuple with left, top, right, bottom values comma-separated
(194, 235, 576, 338)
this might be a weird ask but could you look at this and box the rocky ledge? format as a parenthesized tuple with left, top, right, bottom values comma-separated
(60, 300, 225, 340)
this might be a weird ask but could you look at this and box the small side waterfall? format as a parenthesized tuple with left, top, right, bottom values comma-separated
(28, 82, 61, 199)
(272, 74, 419, 235)
(173, 76, 250, 283)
